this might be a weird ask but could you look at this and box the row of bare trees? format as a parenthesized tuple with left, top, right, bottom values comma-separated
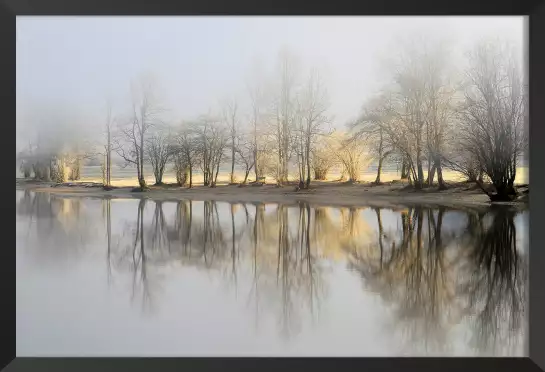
(18, 39, 527, 199)
(100, 48, 339, 190)
(13, 43, 394, 190)
(350, 39, 527, 201)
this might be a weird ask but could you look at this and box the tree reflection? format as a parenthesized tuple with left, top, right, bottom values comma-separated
(102, 199, 526, 353)
(108, 199, 163, 314)
(128, 199, 154, 312)
(459, 206, 526, 355)
(103, 198, 113, 286)
(150, 200, 170, 254)
(346, 204, 527, 355)
(172, 200, 193, 257)
(269, 203, 325, 338)
(17, 190, 527, 355)
(248, 202, 266, 331)
(16, 190, 92, 261)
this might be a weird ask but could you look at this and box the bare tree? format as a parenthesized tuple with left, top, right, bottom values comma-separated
(374, 41, 448, 189)
(115, 74, 164, 189)
(329, 131, 371, 183)
(246, 61, 268, 181)
(457, 41, 527, 201)
(351, 94, 396, 184)
(172, 152, 188, 187)
(146, 127, 174, 185)
(293, 96, 307, 187)
(172, 126, 198, 188)
(442, 149, 484, 183)
(193, 114, 228, 187)
(17, 141, 36, 178)
(236, 132, 256, 184)
(272, 48, 299, 185)
(310, 135, 337, 180)
(19, 160, 32, 178)
(65, 149, 88, 181)
(442, 116, 485, 184)
(47, 139, 93, 184)
(294, 69, 330, 188)
(104, 101, 114, 187)
(222, 97, 239, 184)
(85, 101, 116, 188)
(18, 126, 56, 182)
(391, 60, 428, 189)
(421, 45, 457, 190)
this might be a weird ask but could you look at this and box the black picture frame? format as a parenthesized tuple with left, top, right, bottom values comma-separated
(3, 1, 544, 371)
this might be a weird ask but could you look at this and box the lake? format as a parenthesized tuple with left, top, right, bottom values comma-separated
(16, 190, 528, 356)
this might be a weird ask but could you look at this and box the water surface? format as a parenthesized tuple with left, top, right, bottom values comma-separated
(16, 190, 528, 356)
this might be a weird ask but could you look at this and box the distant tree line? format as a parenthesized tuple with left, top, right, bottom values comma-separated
(17, 38, 527, 201)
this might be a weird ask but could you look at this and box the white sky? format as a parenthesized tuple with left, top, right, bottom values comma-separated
(16, 16, 526, 151)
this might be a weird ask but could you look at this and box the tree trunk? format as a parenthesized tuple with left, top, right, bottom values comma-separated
(427, 155, 432, 184)
(176, 166, 187, 187)
(475, 178, 515, 202)
(416, 154, 424, 190)
(243, 169, 250, 184)
(282, 127, 289, 184)
(435, 158, 447, 190)
(203, 146, 209, 186)
(298, 151, 305, 188)
(231, 145, 236, 184)
(254, 146, 259, 181)
(213, 158, 221, 186)
(139, 130, 146, 189)
(507, 168, 517, 196)
(298, 154, 303, 185)
(401, 159, 409, 179)
(339, 166, 347, 181)
(427, 164, 436, 187)
(102, 155, 107, 184)
(74, 158, 81, 180)
(492, 182, 516, 201)
(107, 128, 111, 186)
(183, 167, 189, 187)
(106, 151, 111, 186)
(375, 156, 383, 184)
(305, 146, 311, 189)
(136, 159, 142, 186)
(155, 168, 163, 185)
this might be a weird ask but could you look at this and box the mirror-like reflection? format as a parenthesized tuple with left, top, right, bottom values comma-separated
(16, 190, 528, 356)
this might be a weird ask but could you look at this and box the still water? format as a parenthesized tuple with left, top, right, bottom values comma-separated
(16, 190, 528, 357)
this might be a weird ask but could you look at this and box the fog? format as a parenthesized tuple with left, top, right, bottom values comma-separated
(16, 16, 525, 152)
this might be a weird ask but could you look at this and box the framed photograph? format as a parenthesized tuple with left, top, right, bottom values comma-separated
(6, 2, 544, 371)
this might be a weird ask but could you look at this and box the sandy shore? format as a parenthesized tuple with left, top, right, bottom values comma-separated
(46, 166, 528, 188)
(16, 178, 529, 211)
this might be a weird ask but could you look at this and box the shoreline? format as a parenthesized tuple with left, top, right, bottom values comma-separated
(16, 178, 529, 211)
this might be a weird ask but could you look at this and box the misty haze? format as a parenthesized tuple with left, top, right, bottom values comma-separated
(16, 16, 528, 357)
